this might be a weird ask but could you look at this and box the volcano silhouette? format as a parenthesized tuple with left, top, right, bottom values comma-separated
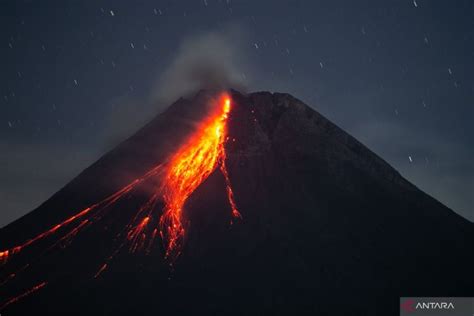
(0, 90, 473, 315)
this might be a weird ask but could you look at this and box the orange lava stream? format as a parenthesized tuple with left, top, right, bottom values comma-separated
(0, 164, 164, 264)
(0, 281, 47, 310)
(0, 251, 9, 264)
(221, 156, 242, 222)
(0, 92, 241, 310)
(127, 216, 151, 253)
(159, 94, 240, 260)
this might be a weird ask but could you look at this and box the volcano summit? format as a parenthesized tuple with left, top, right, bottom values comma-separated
(0, 90, 473, 315)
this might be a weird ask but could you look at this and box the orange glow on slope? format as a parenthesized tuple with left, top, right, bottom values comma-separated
(0, 92, 241, 310)
(221, 154, 242, 221)
(94, 263, 108, 279)
(159, 94, 240, 260)
(0, 281, 47, 310)
(127, 216, 151, 253)
(0, 164, 164, 264)
(7, 206, 93, 256)
(0, 251, 9, 264)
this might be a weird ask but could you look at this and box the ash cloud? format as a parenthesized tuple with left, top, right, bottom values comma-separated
(101, 27, 250, 152)
(152, 27, 249, 104)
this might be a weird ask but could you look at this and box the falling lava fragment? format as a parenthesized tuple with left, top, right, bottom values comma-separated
(0, 282, 47, 310)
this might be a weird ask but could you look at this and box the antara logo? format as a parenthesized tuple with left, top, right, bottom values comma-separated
(401, 299, 455, 313)
(415, 302, 455, 310)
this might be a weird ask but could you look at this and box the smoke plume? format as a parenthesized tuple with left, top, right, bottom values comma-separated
(152, 27, 249, 104)
(100, 27, 249, 152)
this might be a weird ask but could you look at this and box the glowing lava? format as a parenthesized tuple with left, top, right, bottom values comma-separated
(0, 251, 9, 264)
(0, 92, 240, 310)
(159, 95, 240, 260)
(0, 93, 238, 264)
(0, 281, 47, 310)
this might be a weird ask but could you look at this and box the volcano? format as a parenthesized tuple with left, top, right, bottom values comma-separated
(0, 90, 473, 315)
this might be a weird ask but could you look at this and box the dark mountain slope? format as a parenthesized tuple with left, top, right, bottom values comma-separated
(0, 90, 472, 315)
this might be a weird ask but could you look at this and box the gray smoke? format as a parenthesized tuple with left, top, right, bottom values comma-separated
(152, 27, 249, 104)
(101, 27, 250, 150)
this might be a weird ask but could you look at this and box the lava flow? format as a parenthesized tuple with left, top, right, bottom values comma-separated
(0, 92, 240, 310)
(0, 281, 47, 310)
(160, 95, 241, 260)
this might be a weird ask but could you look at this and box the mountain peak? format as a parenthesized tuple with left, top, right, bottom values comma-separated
(0, 90, 472, 315)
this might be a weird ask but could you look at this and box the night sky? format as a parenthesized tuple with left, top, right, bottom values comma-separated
(1, 0, 473, 227)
